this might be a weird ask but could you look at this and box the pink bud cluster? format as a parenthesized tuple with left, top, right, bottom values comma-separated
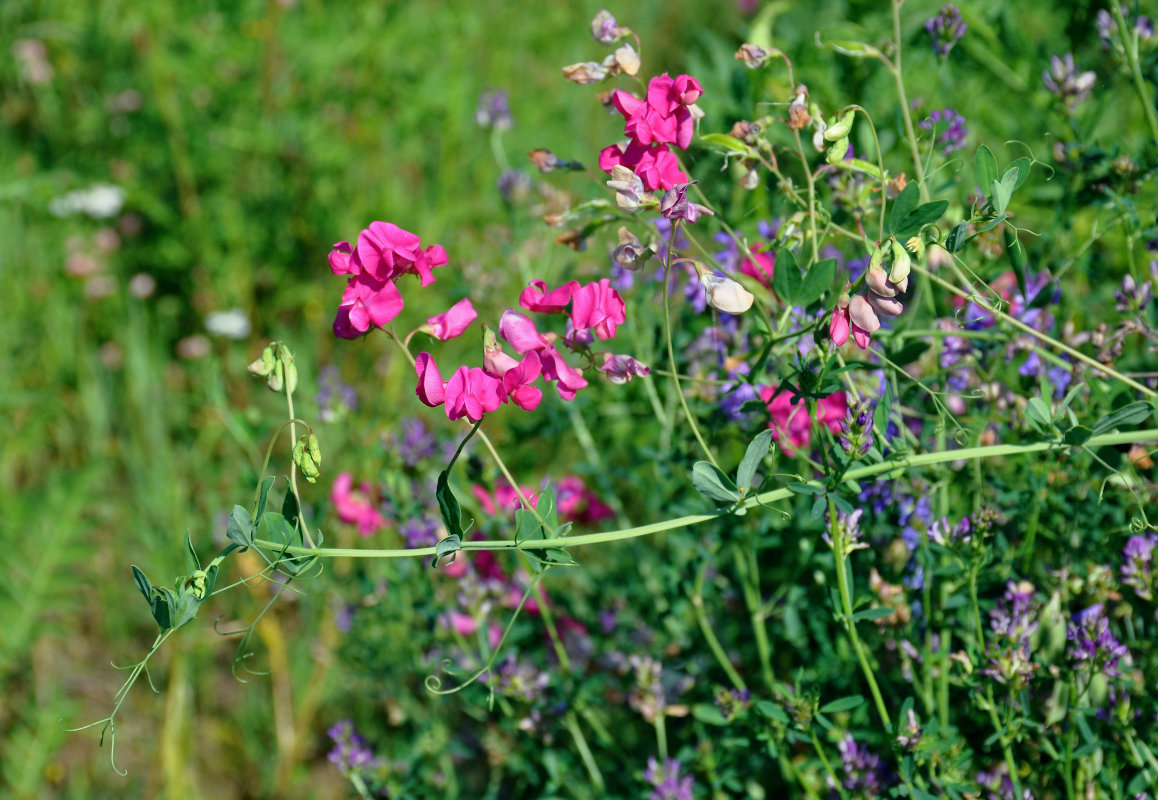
(599, 73, 703, 192)
(829, 267, 909, 349)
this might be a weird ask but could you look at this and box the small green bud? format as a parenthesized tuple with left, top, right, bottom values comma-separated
(869, 243, 884, 272)
(283, 359, 298, 396)
(248, 345, 276, 377)
(823, 109, 855, 142)
(826, 135, 849, 164)
(889, 237, 911, 285)
(188, 569, 208, 601)
(269, 359, 285, 392)
(293, 436, 320, 483)
(307, 433, 321, 467)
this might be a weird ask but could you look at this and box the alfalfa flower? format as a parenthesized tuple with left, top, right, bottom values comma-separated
(1043, 53, 1096, 111)
(925, 4, 967, 58)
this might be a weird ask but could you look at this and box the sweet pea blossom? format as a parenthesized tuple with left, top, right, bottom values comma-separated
(421, 297, 477, 340)
(499, 309, 552, 353)
(500, 351, 543, 411)
(659, 183, 713, 224)
(330, 472, 386, 536)
(570, 279, 626, 340)
(414, 352, 446, 406)
(612, 73, 702, 150)
(332, 273, 405, 339)
(444, 366, 504, 422)
(760, 386, 847, 454)
(599, 353, 650, 384)
(539, 345, 589, 400)
(702, 274, 754, 314)
(599, 140, 688, 192)
(520, 279, 578, 314)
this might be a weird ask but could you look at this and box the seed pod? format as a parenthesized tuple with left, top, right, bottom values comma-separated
(268, 359, 285, 392)
(248, 344, 276, 377)
(824, 109, 855, 141)
(889, 238, 911, 285)
(307, 433, 321, 467)
(283, 359, 298, 396)
(826, 135, 849, 164)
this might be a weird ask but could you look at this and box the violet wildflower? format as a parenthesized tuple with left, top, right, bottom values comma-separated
(825, 508, 868, 555)
(1042, 53, 1096, 111)
(919, 108, 969, 154)
(498, 169, 531, 203)
(839, 398, 875, 457)
(836, 734, 892, 797)
(400, 516, 440, 549)
(316, 365, 358, 423)
(984, 581, 1039, 689)
(660, 182, 713, 224)
(327, 719, 382, 775)
(475, 90, 512, 131)
(895, 707, 923, 751)
(714, 687, 752, 721)
(1121, 534, 1158, 601)
(1114, 273, 1154, 313)
(386, 417, 438, 466)
(925, 4, 967, 58)
(1067, 603, 1129, 679)
(493, 655, 550, 702)
(927, 515, 972, 547)
(599, 352, 650, 384)
(644, 757, 694, 800)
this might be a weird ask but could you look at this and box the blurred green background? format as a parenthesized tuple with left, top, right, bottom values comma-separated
(2, 0, 1151, 796)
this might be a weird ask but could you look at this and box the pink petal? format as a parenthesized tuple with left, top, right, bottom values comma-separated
(363, 278, 405, 328)
(414, 352, 446, 407)
(426, 297, 478, 341)
(499, 309, 549, 353)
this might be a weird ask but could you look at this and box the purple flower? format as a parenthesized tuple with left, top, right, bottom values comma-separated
(1067, 603, 1129, 679)
(644, 757, 694, 800)
(984, 581, 1039, 689)
(825, 508, 868, 555)
(660, 182, 713, 224)
(492, 655, 550, 702)
(1114, 273, 1154, 313)
(837, 734, 892, 796)
(925, 4, 967, 58)
(400, 516, 440, 548)
(1122, 534, 1158, 601)
(475, 90, 512, 130)
(327, 719, 382, 775)
(1043, 53, 1096, 111)
(839, 398, 875, 457)
(714, 687, 752, 720)
(316, 365, 357, 423)
(919, 108, 969, 154)
(386, 417, 438, 467)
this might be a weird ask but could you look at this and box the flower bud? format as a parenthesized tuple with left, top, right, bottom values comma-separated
(848, 294, 881, 332)
(826, 136, 849, 164)
(307, 433, 321, 468)
(293, 435, 320, 483)
(248, 344, 276, 377)
(865, 266, 899, 297)
(735, 43, 770, 69)
(702, 274, 755, 314)
(889, 238, 911, 285)
(823, 109, 855, 141)
(187, 569, 208, 601)
(867, 290, 904, 316)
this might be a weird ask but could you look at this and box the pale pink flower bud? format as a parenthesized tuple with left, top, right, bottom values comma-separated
(867, 291, 904, 317)
(702, 274, 755, 314)
(848, 294, 881, 332)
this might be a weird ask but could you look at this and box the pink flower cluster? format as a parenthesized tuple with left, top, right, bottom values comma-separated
(760, 386, 847, 455)
(330, 472, 387, 536)
(416, 276, 644, 422)
(329, 222, 449, 339)
(599, 73, 703, 191)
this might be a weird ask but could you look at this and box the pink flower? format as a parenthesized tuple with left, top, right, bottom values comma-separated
(539, 345, 589, 400)
(446, 611, 477, 636)
(599, 353, 650, 384)
(519, 279, 578, 314)
(501, 350, 544, 411)
(483, 339, 520, 376)
(499, 309, 552, 353)
(612, 73, 700, 150)
(830, 297, 851, 346)
(848, 294, 881, 349)
(570, 279, 626, 340)
(414, 352, 446, 407)
(444, 366, 503, 422)
(330, 472, 386, 536)
(759, 386, 848, 454)
(556, 475, 615, 525)
(421, 297, 477, 341)
(739, 247, 775, 288)
(473, 482, 539, 517)
(598, 140, 688, 192)
(332, 273, 405, 339)
(351, 221, 448, 285)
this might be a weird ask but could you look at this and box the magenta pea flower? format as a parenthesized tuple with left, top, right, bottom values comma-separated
(420, 297, 478, 341)
(539, 345, 589, 400)
(612, 73, 701, 150)
(599, 353, 650, 384)
(499, 309, 552, 353)
(351, 221, 449, 286)
(519, 279, 579, 314)
(571, 278, 626, 340)
(444, 366, 503, 422)
(332, 274, 405, 339)
(599, 140, 689, 192)
(501, 350, 544, 411)
(330, 472, 387, 536)
(830, 296, 851, 346)
(414, 352, 447, 407)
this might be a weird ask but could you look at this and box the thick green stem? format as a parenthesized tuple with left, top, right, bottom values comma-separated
(1112, 4, 1158, 141)
(890, 0, 929, 201)
(563, 711, 605, 792)
(253, 430, 1158, 559)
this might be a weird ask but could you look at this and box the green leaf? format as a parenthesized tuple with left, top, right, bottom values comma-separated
(819, 695, 865, 713)
(226, 505, 254, 549)
(436, 468, 464, 539)
(945, 221, 969, 253)
(281, 488, 299, 529)
(811, 496, 827, 519)
(691, 461, 739, 504)
(737, 430, 774, 492)
(182, 530, 200, 575)
(131, 565, 153, 605)
(975, 145, 998, 198)
(910, 790, 940, 800)
(787, 482, 824, 495)
(433, 534, 462, 568)
(699, 133, 756, 159)
(888, 183, 919, 235)
(692, 703, 729, 726)
(1091, 400, 1157, 436)
(1009, 156, 1032, 190)
(887, 341, 930, 367)
(1025, 397, 1053, 431)
(1063, 425, 1092, 446)
(797, 258, 836, 306)
(991, 167, 1019, 214)
(851, 607, 897, 622)
(255, 475, 276, 521)
(772, 248, 803, 304)
(756, 701, 790, 723)
(150, 586, 174, 630)
(894, 200, 949, 239)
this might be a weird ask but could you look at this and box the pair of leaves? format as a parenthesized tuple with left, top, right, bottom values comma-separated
(887, 183, 949, 239)
(975, 145, 1031, 214)
(131, 532, 220, 632)
(690, 430, 774, 511)
(772, 249, 836, 308)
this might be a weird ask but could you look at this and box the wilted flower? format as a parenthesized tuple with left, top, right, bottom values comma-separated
(607, 164, 648, 210)
(925, 4, 967, 58)
(659, 182, 713, 223)
(599, 353, 650, 384)
(735, 43, 771, 69)
(591, 9, 625, 45)
(562, 61, 609, 84)
(1043, 53, 1096, 110)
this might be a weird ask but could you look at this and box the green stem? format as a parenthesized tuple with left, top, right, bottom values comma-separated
(985, 686, 1024, 800)
(889, 0, 929, 201)
(792, 129, 820, 263)
(563, 711, 605, 792)
(811, 729, 844, 798)
(693, 561, 747, 691)
(655, 712, 668, 760)
(1112, 4, 1158, 141)
(283, 384, 315, 548)
(253, 430, 1158, 559)
(732, 543, 777, 693)
(829, 497, 892, 730)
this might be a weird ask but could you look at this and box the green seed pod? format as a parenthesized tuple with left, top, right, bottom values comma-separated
(889, 237, 911, 285)
(293, 437, 319, 483)
(268, 359, 285, 392)
(869, 243, 884, 273)
(283, 359, 298, 396)
(825, 135, 849, 164)
(248, 344, 276, 377)
(307, 433, 321, 467)
(823, 109, 855, 142)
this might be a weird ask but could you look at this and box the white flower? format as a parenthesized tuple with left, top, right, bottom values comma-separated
(701, 274, 754, 314)
(205, 308, 252, 339)
(48, 183, 125, 219)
